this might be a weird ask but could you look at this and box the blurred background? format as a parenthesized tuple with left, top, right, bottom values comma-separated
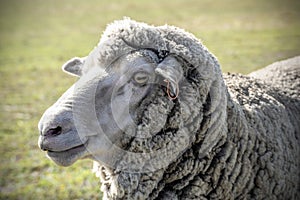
(0, 0, 299, 199)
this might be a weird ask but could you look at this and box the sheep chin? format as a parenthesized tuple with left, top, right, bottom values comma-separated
(46, 143, 89, 167)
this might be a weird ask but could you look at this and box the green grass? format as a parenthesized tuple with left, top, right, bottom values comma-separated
(0, 0, 299, 199)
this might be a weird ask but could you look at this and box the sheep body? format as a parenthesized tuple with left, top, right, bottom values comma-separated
(249, 56, 300, 97)
(94, 72, 300, 200)
(223, 72, 299, 199)
(91, 19, 300, 199)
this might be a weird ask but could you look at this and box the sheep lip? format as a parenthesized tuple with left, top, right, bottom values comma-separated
(46, 141, 89, 166)
(47, 140, 88, 153)
(48, 144, 85, 153)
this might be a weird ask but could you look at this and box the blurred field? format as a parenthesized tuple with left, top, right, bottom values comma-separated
(0, 0, 299, 199)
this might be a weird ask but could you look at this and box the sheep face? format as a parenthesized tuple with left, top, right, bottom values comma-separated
(38, 50, 183, 169)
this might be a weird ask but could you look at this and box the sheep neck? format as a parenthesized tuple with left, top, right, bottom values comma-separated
(95, 77, 235, 199)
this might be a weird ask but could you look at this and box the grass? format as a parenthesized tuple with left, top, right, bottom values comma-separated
(0, 0, 299, 199)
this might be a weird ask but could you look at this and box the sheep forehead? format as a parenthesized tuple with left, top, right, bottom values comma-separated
(113, 51, 158, 75)
(126, 50, 159, 63)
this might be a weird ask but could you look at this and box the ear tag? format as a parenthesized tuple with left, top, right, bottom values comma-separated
(164, 79, 179, 100)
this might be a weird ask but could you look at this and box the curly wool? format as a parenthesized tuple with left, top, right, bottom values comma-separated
(249, 56, 300, 97)
(90, 19, 300, 199)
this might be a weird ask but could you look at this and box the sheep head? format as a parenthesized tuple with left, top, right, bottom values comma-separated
(38, 49, 189, 169)
(38, 18, 228, 199)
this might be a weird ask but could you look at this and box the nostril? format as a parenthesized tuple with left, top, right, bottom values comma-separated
(44, 126, 62, 137)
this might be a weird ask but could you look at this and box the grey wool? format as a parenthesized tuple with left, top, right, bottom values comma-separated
(38, 18, 300, 200)
(92, 19, 300, 200)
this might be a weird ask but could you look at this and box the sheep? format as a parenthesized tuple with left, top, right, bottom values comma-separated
(38, 18, 300, 199)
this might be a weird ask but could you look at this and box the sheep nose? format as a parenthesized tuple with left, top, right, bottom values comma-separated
(39, 126, 63, 151)
(43, 126, 62, 137)
(38, 105, 73, 137)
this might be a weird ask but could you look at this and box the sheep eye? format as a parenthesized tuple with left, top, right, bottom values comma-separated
(133, 72, 149, 85)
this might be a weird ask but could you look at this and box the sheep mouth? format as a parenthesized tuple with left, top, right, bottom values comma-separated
(46, 141, 89, 167)
(48, 143, 86, 153)
(47, 140, 88, 158)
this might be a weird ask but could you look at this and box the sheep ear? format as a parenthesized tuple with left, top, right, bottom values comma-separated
(62, 57, 85, 77)
(155, 56, 183, 98)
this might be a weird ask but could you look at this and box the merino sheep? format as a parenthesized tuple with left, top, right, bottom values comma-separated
(38, 18, 300, 199)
